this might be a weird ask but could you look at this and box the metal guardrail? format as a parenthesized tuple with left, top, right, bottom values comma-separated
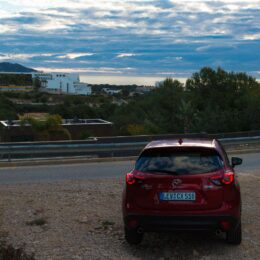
(0, 142, 147, 161)
(1, 135, 260, 162)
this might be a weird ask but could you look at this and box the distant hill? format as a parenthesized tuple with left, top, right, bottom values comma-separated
(0, 62, 37, 73)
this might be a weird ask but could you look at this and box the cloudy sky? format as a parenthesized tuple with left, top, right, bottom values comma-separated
(0, 0, 259, 83)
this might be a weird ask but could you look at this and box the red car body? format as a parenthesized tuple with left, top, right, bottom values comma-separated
(122, 138, 242, 245)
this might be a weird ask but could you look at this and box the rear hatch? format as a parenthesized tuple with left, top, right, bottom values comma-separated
(132, 147, 225, 212)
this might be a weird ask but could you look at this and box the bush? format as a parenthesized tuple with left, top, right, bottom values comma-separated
(0, 242, 35, 260)
(26, 218, 47, 226)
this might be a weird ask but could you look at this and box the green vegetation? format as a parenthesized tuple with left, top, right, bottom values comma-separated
(20, 114, 71, 141)
(111, 78, 184, 135)
(0, 67, 260, 136)
(111, 67, 260, 135)
(80, 130, 92, 139)
(0, 74, 32, 86)
(32, 78, 41, 92)
(0, 95, 17, 120)
(0, 242, 35, 260)
(100, 220, 115, 230)
(26, 218, 47, 226)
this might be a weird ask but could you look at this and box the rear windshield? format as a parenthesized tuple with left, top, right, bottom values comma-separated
(136, 147, 224, 175)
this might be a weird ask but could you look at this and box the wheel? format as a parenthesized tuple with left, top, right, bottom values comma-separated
(124, 227, 143, 245)
(226, 221, 242, 245)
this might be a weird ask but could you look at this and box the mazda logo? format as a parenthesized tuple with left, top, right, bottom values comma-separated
(172, 179, 182, 187)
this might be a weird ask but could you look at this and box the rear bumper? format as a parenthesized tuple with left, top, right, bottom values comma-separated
(124, 215, 239, 232)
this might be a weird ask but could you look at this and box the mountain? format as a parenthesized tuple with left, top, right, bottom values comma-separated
(0, 62, 37, 72)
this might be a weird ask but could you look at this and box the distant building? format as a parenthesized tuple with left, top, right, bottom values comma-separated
(155, 81, 163, 87)
(73, 82, 92, 95)
(102, 88, 122, 95)
(32, 73, 92, 95)
(0, 72, 92, 95)
(135, 86, 153, 94)
(0, 118, 114, 142)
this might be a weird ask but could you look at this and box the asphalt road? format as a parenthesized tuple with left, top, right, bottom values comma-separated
(0, 152, 259, 184)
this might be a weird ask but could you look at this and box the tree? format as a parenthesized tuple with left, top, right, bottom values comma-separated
(185, 67, 260, 133)
(127, 124, 146, 135)
(0, 95, 17, 120)
(177, 99, 198, 133)
(33, 78, 42, 92)
(20, 114, 71, 141)
(111, 78, 185, 135)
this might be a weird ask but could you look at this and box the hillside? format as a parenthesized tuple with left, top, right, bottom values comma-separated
(0, 62, 37, 72)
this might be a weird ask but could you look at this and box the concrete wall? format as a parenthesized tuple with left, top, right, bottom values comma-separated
(0, 123, 114, 142)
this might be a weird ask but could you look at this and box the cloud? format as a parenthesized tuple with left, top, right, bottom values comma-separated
(33, 66, 133, 74)
(0, 0, 259, 77)
(175, 57, 183, 61)
(0, 53, 53, 61)
(57, 53, 95, 59)
(0, 24, 16, 33)
(116, 53, 137, 58)
(242, 33, 260, 40)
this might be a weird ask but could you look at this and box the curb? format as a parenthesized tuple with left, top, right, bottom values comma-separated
(226, 147, 260, 154)
(0, 156, 138, 168)
(0, 148, 260, 168)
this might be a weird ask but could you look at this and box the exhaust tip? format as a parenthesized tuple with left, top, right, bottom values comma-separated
(219, 220, 232, 231)
(137, 227, 144, 234)
(215, 229, 222, 236)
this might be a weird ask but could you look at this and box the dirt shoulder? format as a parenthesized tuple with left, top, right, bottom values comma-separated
(0, 173, 259, 260)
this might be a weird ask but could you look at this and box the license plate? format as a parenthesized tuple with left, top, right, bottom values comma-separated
(159, 192, 196, 201)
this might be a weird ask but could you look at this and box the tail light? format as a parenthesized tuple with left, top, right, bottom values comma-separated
(222, 171, 234, 185)
(211, 171, 234, 186)
(126, 173, 135, 185)
(126, 171, 145, 185)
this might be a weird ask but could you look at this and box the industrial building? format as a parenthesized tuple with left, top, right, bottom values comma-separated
(0, 72, 92, 95)
(0, 118, 114, 142)
(32, 73, 92, 95)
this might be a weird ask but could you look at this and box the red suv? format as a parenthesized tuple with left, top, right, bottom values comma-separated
(122, 139, 242, 245)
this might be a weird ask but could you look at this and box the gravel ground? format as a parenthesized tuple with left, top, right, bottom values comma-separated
(0, 172, 259, 260)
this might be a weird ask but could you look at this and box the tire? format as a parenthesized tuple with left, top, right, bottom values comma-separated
(125, 227, 143, 245)
(226, 222, 242, 245)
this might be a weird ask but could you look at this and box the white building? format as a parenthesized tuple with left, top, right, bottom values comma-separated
(155, 81, 163, 88)
(32, 73, 92, 95)
(135, 86, 152, 93)
(102, 88, 122, 95)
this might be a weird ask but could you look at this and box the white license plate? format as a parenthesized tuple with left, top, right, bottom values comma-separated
(160, 192, 196, 201)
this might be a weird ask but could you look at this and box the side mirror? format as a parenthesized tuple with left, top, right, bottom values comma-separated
(231, 157, 243, 167)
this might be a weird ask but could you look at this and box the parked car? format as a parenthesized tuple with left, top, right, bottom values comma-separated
(122, 138, 242, 245)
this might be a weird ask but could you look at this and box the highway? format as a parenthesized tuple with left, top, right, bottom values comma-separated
(0, 152, 259, 184)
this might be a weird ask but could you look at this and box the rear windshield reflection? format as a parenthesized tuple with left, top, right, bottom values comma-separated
(135, 148, 224, 175)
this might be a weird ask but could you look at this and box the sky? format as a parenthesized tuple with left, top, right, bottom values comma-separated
(0, 0, 259, 84)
